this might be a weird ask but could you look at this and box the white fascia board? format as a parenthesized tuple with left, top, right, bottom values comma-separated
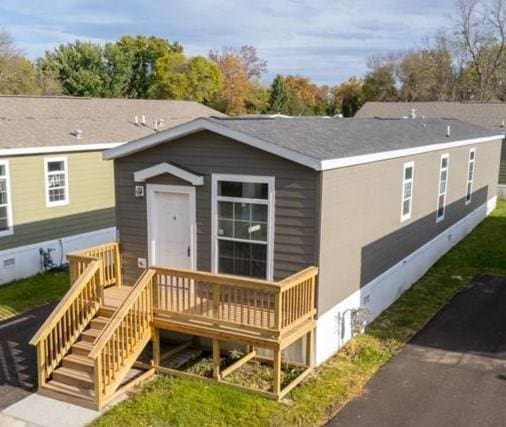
(134, 162, 204, 186)
(103, 118, 322, 170)
(318, 135, 505, 171)
(0, 142, 124, 158)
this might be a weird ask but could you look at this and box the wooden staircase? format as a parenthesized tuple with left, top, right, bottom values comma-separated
(40, 312, 112, 409)
(30, 243, 155, 410)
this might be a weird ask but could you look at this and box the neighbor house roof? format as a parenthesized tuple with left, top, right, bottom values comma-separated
(0, 95, 223, 156)
(355, 101, 506, 129)
(104, 116, 503, 171)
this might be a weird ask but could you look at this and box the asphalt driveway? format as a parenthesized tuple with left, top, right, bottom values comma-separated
(329, 275, 506, 427)
(0, 303, 55, 410)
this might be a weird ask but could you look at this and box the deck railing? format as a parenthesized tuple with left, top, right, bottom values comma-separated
(89, 269, 155, 407)
(67, 242, 122, 287)
(29, 259, 103, 387)
(152, 266, 318, 335)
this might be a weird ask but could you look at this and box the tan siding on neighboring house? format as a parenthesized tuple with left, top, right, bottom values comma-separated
(0, 151, 116, 250)
(317, 139, 501, 315)
(115, 131, 319, 285)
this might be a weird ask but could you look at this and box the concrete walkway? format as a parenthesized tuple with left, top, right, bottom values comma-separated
(329, 275, 506, 427)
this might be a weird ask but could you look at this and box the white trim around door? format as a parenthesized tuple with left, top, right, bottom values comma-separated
(211, 174, 275, 281)
(146, 184, 197, 270)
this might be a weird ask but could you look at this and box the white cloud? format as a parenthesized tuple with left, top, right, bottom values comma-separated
(0, 0, 455, 85)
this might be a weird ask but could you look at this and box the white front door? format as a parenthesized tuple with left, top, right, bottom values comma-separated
(147, 185, 196, 269)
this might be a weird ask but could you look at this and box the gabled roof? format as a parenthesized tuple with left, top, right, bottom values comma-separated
(104, 116, 503, 171)
(356, 101, 506, 129)
(0, 95, 224, 155)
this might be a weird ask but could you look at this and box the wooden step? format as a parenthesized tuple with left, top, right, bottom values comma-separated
(71, 340, 93, 357)
(90, 316, 110, 330)
(62, 353, 94, 373)
(41, 380, 96, 409)
(81, 328, 101, 343)
(98, 307, 115, 318)
(52, 366, 94, 389)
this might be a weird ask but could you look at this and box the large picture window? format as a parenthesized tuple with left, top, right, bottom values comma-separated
(436, 154, 449, 222)
(212, 175, 274, 280)
(0, 161, 13, 236)
(45, 157, 69, 207)
(465, 148, 476, 205)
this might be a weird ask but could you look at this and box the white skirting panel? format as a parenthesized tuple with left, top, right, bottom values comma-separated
(315, 197, 497, 366)
(497, 185, 506, 200)
(0, 227, 117, 285)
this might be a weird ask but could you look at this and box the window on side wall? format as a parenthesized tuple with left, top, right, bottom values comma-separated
(465, 148, 476, 205)
(213, 175, 274, 280)
(436, 154, 449, 222)
(45, 157, 69, 207)
(401, 161, 414, 222)
(0, 161, 13, 236)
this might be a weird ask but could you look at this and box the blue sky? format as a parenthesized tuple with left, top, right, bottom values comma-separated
(0, 0, 455, 85)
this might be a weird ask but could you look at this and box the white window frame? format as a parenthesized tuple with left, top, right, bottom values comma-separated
(465, 148, 476, 206)
(211, 174, 275, 281)
(0, 160, 13, 237)
(44, 156, 69, 207)
(436, 153, 450, 223)
(400, 161, 415, 222)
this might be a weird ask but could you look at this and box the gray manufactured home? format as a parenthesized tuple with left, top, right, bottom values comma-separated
(104, 116, 502, 364)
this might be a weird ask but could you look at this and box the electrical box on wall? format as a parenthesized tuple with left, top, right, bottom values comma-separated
(137, 258, 147, 269)
(135, 185, 145, 198)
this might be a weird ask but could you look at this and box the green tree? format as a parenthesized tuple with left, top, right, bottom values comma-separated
(150, 53, 220, 103)
(37, 40, 106, 96)
(332, 77, 364, 117)
(114, 35, 182, 98)
(362, 56, 398, 101)
(244, 80, 270, 114)
(268, 75, 290, 114)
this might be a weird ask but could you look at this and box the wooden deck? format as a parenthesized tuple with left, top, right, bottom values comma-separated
(30, 242, 318, 407)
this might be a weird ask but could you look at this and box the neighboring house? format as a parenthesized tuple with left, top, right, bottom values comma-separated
(104, 116, 502, 365)
(0, 95, 221, 284)
(356, 101, 506, 198)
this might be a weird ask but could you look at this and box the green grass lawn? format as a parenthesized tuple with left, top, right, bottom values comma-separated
(0, 271, 69, 321)
(93, 200, 505, 426)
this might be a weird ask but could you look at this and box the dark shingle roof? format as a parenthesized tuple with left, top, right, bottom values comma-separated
(0, 95, 223, 149)
(203, 116, 500, 161)
(355, 101, 506, 129)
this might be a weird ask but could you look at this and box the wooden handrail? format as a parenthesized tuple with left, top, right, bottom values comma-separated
(89, 269, 155, 359)
(29, 260, 101, 346)
(152, 266, 281, 291)
(278, 266, 319, 290)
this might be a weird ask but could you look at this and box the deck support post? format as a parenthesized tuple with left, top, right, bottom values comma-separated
(273, 348, 281, 396)
(305, 329, 313, 367)
(212, 339, 221, 380)
(152, 327, 160, 368)
(36, 342, 45, 390)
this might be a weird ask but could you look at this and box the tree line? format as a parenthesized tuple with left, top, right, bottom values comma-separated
(1, 0, 506, 116)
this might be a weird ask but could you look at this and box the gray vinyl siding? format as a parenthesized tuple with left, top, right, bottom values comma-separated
(115, 131, 320, 285)
(317, 139, 502, 315)
(0, 207, 115, 251)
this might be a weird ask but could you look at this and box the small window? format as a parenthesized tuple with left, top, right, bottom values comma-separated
(465, 148, 476, 205)
(0, 161, 13, 236)
(401, 162, 414, 222)
(436, 154, 449, 222)
(45, 157, 69, 207)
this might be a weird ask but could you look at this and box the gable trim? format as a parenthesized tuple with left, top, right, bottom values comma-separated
(134, 162, 204, 186)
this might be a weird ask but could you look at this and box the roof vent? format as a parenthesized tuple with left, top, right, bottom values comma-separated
(501, 120, 505, 128)
(446, 125, 451, 137)
(141, 115, 147, 126)
(334, 113, 344, 118)
(154, 118, 165, 131)
(134, 115, 139, 126)
(71, 129, 83, 139)
(410, 109, 416, 119)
